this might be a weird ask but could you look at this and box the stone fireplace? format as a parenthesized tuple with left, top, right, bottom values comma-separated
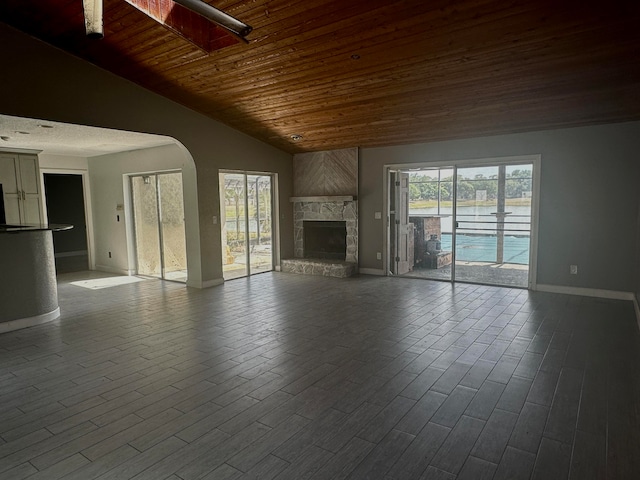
(282, 148, 358, 277)
(294, 200, 357, 263)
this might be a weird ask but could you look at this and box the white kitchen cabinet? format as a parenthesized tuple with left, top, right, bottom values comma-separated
(0, 153, 43, 225)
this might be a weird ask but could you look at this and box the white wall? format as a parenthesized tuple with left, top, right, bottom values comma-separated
(360, 122, 640, 293)
(37, 147, 199, 284)
(39, 154, 89, 171)
(87, 144, 200, 284)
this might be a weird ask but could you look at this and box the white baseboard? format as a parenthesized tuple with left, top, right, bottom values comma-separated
(55, 250, 88, 258)
(0, 307, 60, 334)
(531, 284, 640, 332)
(535, 284, 635, 301)
(359, 268, 385, 276)
(94, 264, 133, 276)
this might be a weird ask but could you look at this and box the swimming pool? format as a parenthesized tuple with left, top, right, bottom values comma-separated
(440, 233, 530, 264)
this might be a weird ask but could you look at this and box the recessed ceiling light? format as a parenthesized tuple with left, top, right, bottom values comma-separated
(38, 124, 54, 129)
(0, 136, 10, 141)
(15, 131, 30, 135)
(290, 134, 303, 141)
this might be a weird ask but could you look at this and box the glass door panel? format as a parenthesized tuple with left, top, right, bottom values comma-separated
(131, 175, 162, 278)
(158, 173, 187, 282)
(454, 164, 532, 287)
(220, 171, 275, 280)
(504, 165, 533, 266)
(247, 174, 273, 275)
(220, 172, 248, 280)
(131, 172, 187, 282)
(392, 167, 453, 281)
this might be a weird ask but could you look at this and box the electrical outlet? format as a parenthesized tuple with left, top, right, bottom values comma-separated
(376, 252, 382, 260)
(570, 264, 578, 275)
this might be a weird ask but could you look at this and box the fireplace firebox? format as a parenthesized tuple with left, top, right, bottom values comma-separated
(303, 220, 347, 260)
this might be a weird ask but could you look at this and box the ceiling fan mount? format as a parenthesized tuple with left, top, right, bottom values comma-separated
(81, 0, 252, 43)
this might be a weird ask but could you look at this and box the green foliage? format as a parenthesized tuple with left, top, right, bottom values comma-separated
(408, 174, 452, 201)
(226, 231, 271, 242)
(408, 169, 532, 202)
(225, 230, 272, 250)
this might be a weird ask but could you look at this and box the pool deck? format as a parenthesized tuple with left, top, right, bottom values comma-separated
(401, 261, 529, 287)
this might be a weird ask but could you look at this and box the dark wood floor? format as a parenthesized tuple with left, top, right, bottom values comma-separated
(1, 271, 639, 479)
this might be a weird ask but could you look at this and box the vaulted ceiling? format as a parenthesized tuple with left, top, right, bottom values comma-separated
(1, 0, 640, 154)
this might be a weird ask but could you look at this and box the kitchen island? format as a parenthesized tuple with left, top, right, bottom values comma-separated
(0, 223, 72, 333)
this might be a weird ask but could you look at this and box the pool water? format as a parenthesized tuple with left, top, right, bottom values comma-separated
(440, 233, 530, 264)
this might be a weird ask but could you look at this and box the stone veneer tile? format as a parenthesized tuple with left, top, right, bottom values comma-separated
(281, 259, 357, 278)
(294, 200, 358, 264)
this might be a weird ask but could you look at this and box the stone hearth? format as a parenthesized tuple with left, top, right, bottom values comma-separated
(281, 258, 357, 278)
(283, 199, 358, 278)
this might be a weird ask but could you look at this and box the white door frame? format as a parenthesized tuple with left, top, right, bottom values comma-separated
(40, 168, 95, 270)
(128, 170, 187, 281)
(219, 169, 280, 278)
(383, 154, 541, 289)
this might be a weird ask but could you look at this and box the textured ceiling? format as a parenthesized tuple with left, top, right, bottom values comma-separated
(1, 0, 640, 154)
(0, 115, 174, 157)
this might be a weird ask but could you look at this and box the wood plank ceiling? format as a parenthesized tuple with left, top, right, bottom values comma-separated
(1, 0, 639, 154)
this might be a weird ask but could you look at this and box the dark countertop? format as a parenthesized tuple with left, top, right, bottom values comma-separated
(0, 223, 73, 233)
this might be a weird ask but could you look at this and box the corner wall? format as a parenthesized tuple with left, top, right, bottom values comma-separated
(0, 23, 293, 286)
(87, 144, 199, 281)
(360, 122, 640, 293)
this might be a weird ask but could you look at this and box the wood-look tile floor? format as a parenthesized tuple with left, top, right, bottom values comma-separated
(1, 271, 639, 479)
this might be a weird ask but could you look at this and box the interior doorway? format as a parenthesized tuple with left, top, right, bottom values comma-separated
(220, 171, 274, 280)
(130, 171, 187, 282)
(43, 173, 89, 273)
(387, 157, 538, 288)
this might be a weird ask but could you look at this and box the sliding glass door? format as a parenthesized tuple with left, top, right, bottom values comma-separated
(131, 172, 187, 282)
(454, 164, 533, 287)
(388, 158, 535, 288)
(220, 171, 274, 280)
